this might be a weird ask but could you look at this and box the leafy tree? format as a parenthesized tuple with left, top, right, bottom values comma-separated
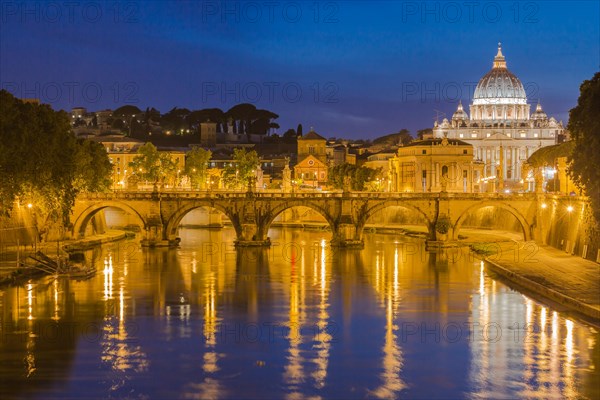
(0, 90, 111, 223)
(113, 105, 142, 117)
(187, 108, 226, 133)
(73, 139, 113, 192)
(568, 72, 600, 222)
(328, 163, 381, 191)
(282, 128, 297, 143)
(222, 148, 259, 190)
(161, 107, 191, 134)
(185, 147, 212, 189)
(129, 142, 179, 188)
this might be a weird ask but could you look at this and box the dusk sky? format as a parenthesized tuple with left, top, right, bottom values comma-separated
(1, 1, 598, 139)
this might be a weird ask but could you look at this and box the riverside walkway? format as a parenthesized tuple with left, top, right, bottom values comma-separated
(485, 242, 600, 323)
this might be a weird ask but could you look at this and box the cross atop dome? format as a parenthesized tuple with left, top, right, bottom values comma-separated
(493, 42, 507, 69)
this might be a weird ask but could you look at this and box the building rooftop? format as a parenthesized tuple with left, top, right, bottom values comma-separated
(299, 129, 326, 141)
(403, 138, 472, 147)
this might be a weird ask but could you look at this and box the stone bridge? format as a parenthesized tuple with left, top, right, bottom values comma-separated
(68, 190, 580, 248)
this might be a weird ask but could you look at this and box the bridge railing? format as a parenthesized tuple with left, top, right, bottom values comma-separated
(78, 190, 556, 201)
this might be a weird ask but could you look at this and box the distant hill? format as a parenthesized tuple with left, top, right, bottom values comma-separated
(372, 129, 413, 147)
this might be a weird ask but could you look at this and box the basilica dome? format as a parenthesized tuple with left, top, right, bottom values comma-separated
(472, 44, 527, 106)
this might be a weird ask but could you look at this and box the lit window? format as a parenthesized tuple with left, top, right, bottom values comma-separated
(507, 133, 511, 137)
(534, 133, 539, 138)
(471, 133, 477, 138)
(459, 133, 464, 138)
(520, 133, 526, 138)
(486, 133, 491, 137)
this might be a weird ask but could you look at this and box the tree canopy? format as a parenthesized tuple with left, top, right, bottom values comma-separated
(568, 71, 600, 222)
(527, 141, 575, 168)
(185, 147, 212, 189)
(0, 90, 111, 222)
(328, 163, 382, 191)
(128, 142, 179, 187)
(222, 148, 259, 190)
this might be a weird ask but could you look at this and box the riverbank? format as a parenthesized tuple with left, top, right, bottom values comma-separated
(0, 230, 132, 279)
(478, 241, 600, 324)
(62, 229, 133, 252)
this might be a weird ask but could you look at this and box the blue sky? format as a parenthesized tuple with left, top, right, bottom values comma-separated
(1, 1, 598, 138)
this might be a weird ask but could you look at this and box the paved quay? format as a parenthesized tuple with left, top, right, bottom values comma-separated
(483, 241, 600, 323)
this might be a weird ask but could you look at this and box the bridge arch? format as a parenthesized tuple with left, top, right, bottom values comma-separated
(72, 201, 147, 238)
(259, 200, 337, 239)
(359, 200, 434, 239)
(453, 201, 531, 241)
(166, 202, 241, 241)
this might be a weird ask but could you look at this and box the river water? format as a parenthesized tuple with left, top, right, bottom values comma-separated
(0, 228, 598, 399)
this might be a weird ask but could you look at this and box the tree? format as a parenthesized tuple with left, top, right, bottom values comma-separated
(222, 148, 259, 190)
(0, 90, 111, 223)
(128, 143, 179, 188)
(568, 72, 600, 222)
(328, 163, 381, 191)
(161, 107, 191, 134)
(73, 139, 113, 192)
(282, 128, 297, 143)
(297, 124, 303, 137)
(185, 147, 212, 189)
(112, 105, 143, 136)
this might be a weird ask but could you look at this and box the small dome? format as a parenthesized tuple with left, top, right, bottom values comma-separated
(531, 102, 548, 120)
(452, 101, 469, 121)
(473, 44, 527, 105)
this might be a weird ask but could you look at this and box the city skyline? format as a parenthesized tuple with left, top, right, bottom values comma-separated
(1, 1, 598, 138)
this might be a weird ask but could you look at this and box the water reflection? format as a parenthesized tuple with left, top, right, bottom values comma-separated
(469, 265, 597, 399)
(0, 229, 598, 399)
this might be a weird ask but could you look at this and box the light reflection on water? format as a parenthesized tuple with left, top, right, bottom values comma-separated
(0, 228, 598, 399)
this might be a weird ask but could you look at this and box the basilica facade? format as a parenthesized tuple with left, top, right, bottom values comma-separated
(432, 44, 564, 187)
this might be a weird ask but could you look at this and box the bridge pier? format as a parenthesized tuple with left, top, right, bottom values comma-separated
(234, 223, 271, 247)
(141, 217, 180, 248)
(331, 223, 364, 249)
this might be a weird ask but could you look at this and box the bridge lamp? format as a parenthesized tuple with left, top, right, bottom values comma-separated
(504, 189, 510, 194)
(567, 205, 574, 213)
(27, 203, 32, 209)
(541, 203, 547, 209)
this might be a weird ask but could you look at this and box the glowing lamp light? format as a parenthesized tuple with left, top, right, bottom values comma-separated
(567, 205, 574, 213)
(27, 203, 33, 209)
(541, 203, 547, 209)
(504, 189, 510, 194)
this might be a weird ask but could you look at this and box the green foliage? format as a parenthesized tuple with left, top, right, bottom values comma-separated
(112, 105, 142, 117)
(0, 90, 111, 223)
(161, 107, 191, 133)
(128, 143, 179, 186)
(527, 141, 575, 168)
(568, 72, 600, 222)
(328, 163, 382, 191)
(222, 148, 259, 190)
(185, 147, 212, 189)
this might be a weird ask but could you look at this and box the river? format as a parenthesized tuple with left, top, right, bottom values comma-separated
(0, 228, 598, 399)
